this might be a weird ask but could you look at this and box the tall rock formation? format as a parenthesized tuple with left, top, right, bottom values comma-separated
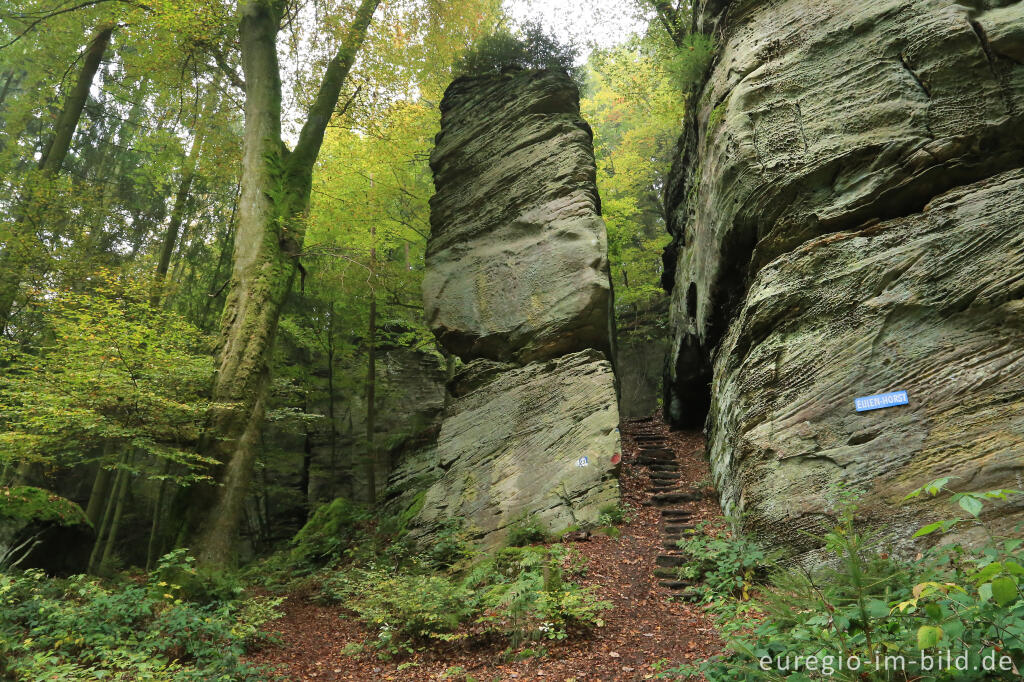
(409, 70, 620, 549)
(664, 0, 1024, 561)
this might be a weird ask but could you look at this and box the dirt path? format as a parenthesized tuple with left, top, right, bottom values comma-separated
(247, 417, 722, 681)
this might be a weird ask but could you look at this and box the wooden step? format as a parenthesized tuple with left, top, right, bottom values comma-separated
(646, 464, 679, 472)
(636, 446, 673, 456)
(653, 567, 680, 579)
(637, 457, 674, 466)
(656, 554, 688, 568)
(652, 492, 701, 506)
(658, 580, 692, 590)
(665, 524, 695, 535)
(660, 508, 693, 517)
(648, 471, 679, 480)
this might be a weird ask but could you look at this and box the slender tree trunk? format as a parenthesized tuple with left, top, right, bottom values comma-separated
(326, 303, 338, 498)
(301, 427, 313, 518)
(189, 0, 380, 567)
(84, 464, 113, 527)
(88, 461, 124, 573)
(364, 263, 377, 504)
(259, 461, 272, 549)
(151, 130, 203, 306)
(99, 459, 132, 572)
(0, 26, 113, 331)
(146, 461, 171, 571)
(300, 379, 314, 517)
(0, 70, 17, 112)
(201, 184, 239, 329)
(39, 27, 113, 176)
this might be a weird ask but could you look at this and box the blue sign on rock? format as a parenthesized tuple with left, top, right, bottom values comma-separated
(854, 390, 909, 412)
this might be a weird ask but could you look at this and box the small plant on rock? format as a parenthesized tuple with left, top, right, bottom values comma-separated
(453, 20, 583, 86)
(504, 512, 550, 547)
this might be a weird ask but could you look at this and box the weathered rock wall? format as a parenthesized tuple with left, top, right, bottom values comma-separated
(423, 71, 615, 365)
(664, 0, 1024, 559)
(407, 70, 621, 549)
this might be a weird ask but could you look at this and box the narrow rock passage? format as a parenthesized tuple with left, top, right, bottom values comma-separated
(247, 416, 723, 681)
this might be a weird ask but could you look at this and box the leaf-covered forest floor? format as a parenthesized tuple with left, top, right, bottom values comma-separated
(246, 419, 723, 681)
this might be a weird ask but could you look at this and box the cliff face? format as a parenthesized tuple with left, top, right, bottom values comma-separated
(664, 0, 1024, 559)
(408, 70, 620, 549)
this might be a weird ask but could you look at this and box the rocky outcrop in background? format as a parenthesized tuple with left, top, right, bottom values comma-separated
(663, 0, 1024, 560)
(616, 296, 670, 419)
(405, 70, 620, 549)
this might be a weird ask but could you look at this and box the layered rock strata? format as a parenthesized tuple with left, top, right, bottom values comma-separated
(663, 0, 1024, 559)
(408, 70, 620, 548)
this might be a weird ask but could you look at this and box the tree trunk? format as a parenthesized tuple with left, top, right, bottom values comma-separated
(0, 70, 18, 112)
(99, 458, 132, 572)
(39, 27, 113, 175)
(364, 255, 377, 504)
(189, 0, 380, 567)
(88, 459, 124, 574)
(84, 464, 113, 527)
(326, 303, 338, 497)
(0, 26, 113, 331)
(201, 184, 239, 329)
(146, 460, 171, 571)
(151, 128, 204, 306)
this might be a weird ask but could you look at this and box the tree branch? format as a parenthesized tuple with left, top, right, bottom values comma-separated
(0, 0, 144, 50)
(290, 0, 380, 170)
(210, 45, 245, 90)
(651, 0, 685, 47)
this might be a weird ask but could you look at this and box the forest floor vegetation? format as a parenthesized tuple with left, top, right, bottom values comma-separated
(244, 420, 723, 681)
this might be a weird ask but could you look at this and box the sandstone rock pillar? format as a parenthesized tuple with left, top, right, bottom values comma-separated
(411, 70, 621, 548)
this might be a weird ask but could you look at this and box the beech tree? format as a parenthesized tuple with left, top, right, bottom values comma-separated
(184, 0, 383, 566)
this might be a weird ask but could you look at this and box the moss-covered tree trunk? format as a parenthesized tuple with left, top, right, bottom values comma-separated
(190, 0, 380, 567)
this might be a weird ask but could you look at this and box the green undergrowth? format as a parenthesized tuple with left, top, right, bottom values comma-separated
(254, 498, 611, 660)
(658, 482, 1024, 681)
(317, 543, 608, 659)
(0, 549, 282, 680)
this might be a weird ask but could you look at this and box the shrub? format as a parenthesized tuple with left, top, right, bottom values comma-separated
(316, 544, 609, 658)
(664, 33, 715, 90)
(151, 548, 245, 604)
(504, 512, 550, 547)
(0, 556, 282, 680)
(468, 545, 609, 645)
(597, 502, 630, 527)
(318, 565, 475, 658)
(661, 482, 1024, 681)
(423, 518, 472, 570)
(453, 20, 582, 86)
(674, 520, 770, 604)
